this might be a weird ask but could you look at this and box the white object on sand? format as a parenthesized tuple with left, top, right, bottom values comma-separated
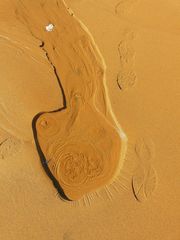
(45, 23, 54, 32)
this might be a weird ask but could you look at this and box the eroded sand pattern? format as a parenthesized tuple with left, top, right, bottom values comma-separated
(0, 0, 180, 238)
(0, 0, 127, 201)
(36, 100, 127, 201)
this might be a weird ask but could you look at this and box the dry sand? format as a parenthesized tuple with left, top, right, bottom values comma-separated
(0, 0, 180, 239)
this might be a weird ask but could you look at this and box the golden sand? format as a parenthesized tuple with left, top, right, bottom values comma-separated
(0, 0, 127, 200)
(0, 0, 179, 239)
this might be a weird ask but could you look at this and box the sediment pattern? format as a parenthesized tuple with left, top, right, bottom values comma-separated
(1, 0, 127, 201)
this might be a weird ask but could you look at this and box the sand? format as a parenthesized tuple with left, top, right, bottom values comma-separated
(0, 0, 180, 239)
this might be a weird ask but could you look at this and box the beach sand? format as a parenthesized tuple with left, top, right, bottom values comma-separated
(0, 0, 179, 239)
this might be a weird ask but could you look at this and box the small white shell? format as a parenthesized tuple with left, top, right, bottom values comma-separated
(45, 23, 54, 32)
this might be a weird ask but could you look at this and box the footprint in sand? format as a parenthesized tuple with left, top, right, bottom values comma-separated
(11, 0, 127, 201)
(63, 231, 74, 240)
(0, 129, 22, 160)
(132, 137, 157, 202)
(117, 68, 136, 90)
(117, 31, 137, 91)
(115, 0, 139, 17)
(0, 137, 22, 160)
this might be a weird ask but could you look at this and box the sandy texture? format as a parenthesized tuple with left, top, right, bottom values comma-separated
(0, 0, 127, 200)
(0, 0, 180, 239)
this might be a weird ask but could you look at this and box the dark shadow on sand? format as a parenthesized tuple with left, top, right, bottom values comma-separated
(32, 49, 72, 201)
